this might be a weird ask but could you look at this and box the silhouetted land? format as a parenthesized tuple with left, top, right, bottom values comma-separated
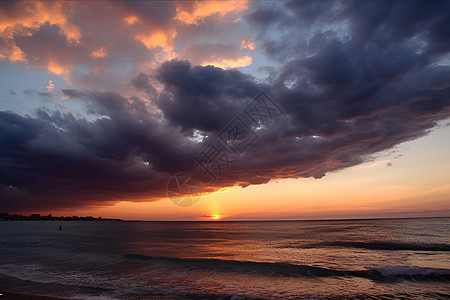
(0, 213, 122, 221)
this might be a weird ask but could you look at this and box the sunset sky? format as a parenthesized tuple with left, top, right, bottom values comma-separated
(0, 0, 449, 220)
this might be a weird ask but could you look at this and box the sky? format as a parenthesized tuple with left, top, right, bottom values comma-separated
(0, 0, 449, 221)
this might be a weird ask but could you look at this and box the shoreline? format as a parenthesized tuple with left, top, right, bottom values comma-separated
(0, 273, 184, 300)
(1, 292, 65, 300)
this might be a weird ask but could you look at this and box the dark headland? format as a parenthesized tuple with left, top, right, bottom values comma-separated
(0, 213, 122, 221)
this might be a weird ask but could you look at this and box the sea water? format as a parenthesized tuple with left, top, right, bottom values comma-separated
(0, 218, 449, 299)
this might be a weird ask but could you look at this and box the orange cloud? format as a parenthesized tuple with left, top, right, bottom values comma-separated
(201, 55, 253, 69)
(0, 1, 81, 70)
(7, 45, 27, 62)
(0, 1, 253, 90)
(48, 61, 69, 75)
(241, 39, 256, 51)
(180, 43, 253, 69)
(124, 15, 138, 25)
(91, 47, 107, 59)
(46, 80, 55, 91)
(175, 1, 248, 24)
(136, 30, 177, 52)
(0, 1, 81, 43)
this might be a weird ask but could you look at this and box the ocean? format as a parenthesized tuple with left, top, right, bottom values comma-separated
(0, 218, 449, 299)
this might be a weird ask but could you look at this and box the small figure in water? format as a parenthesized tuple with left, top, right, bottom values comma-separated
(59, 225, 62, 230)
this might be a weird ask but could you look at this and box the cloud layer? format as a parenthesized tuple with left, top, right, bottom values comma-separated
(1, 0, 450, 211)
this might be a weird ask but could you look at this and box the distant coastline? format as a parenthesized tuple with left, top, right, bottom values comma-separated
(0, 213, 123, 221)
(1, 213, 447, 222)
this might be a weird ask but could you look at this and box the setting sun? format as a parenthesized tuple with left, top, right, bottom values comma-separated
(211, 214, 222, 220)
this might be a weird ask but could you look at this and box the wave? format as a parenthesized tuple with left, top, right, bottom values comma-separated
(321, 241, 450, 251)
(373, 266, 450, 277)
(124, 254, 450, 282)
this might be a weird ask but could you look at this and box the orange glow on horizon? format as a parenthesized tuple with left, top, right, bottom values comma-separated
(210, 214, 222, 220)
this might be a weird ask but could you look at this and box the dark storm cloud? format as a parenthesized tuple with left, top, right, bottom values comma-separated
(248, 0, 450, 62)
(0, 90, 200, 211)
(131, 73, 158, 99)
(1, 0, 450, 211)
(155, 60, 262, 132)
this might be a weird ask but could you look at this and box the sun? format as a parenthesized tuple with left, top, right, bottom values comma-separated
(211, 214, 222, 220)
